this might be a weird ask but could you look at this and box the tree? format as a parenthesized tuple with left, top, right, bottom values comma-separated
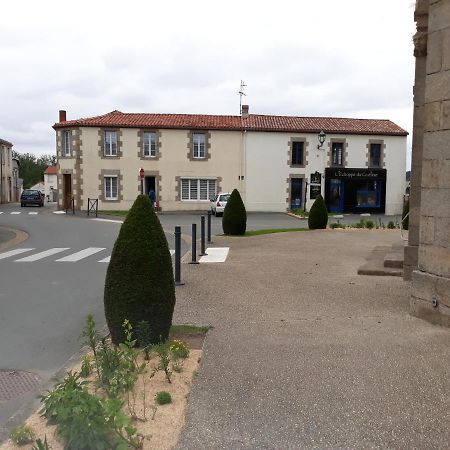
(222, 189, 247, 235)
(308, 195, 328, 229)
(104, 195, 176, 345)
(12, 151, 56, 189)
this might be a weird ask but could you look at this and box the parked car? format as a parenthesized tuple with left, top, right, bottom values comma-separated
(210, 192, 231, 216)
(20, 189, 44, 207)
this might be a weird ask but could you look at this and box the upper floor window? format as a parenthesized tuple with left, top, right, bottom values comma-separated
(331, 142, 344, 166)
(143, 132, 157, 157)
(291, 141, 304, 166)
(192, 133, 206, 158)
(369, 143, 381, 168)
(63, 130, 71, 156)
(104, 131, 117, 157)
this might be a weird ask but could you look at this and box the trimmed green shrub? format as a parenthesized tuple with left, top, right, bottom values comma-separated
(308, 195, 328, 229)
(104, 195, 176, 345)
(402, 199, 409, 230)
(155, 391, 172, 405)
(222, 189, 247, 235)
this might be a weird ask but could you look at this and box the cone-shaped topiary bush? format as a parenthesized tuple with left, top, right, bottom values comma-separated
(402, 199, 409, 230)
(104, 195, 176, 345)
(222, 189, 247, 235)
(308, 194, 328, 229)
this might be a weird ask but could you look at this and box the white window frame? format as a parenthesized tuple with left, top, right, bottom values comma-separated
(192, 133, 206, 159)
(63, 130, 71, 156)
(104, 131, 118, 157)
(143, 132, 157, 157)
(104, 175, 118, 200)
(181, 178, 216, 201)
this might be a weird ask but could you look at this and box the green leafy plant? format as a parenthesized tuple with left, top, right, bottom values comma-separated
(387, 221, 395, 229)
(365, 220, 375, 229)
(308, 195, 328, 229)
(152, 343, 172, 383)
(330, 223, 345, 229)
(136, 320, 152, 360)
(9, 424, 35, 445)
(80, 314, 100, 380)
(32, 436, 51, 450)
(169, 339, 189, 372)
(104, 194, 176, 345)
(155, 391, 172, 405)
(222, 189, 247, 235)
(80, 354, 92, 377)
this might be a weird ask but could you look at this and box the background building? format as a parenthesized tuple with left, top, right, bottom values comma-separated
(44, 165, 57, 202)
(53, 109, 407, 214)
(0, 138, 13, 204)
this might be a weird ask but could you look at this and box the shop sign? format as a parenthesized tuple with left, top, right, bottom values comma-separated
(327, 168, 385, 180)
(310, 172, 321, 185)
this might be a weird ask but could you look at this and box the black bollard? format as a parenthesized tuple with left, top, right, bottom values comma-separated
(174, 226, 184, 286)
(200, 215, 207, 256)
(189, 223, 199, 264)
(207, 210, 212, 244)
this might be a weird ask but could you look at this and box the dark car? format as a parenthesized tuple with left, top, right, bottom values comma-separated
(21, 189, 44, 207)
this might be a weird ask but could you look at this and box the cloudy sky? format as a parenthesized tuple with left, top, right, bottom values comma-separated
(1, 0, 415, 165)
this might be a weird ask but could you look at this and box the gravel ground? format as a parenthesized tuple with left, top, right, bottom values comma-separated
(174, 229, 450, 449)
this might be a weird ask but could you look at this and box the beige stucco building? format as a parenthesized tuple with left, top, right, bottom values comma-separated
(0, 138, 14, 203)
(53, 109, 407, 215)
(406, 0, 450, 327)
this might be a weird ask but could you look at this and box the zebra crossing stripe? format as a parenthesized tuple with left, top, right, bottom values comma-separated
(98, 256, 111, 263)
(28, 212, 38, 215)
(56, 247, 106, 262)
(0, 248, 35, 260)
(10, 212, 20, 215)
(0, 212, 3, 214)
(15, 248, 70, 262)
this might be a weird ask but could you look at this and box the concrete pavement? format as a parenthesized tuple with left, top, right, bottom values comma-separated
(174, 230, 449, 449)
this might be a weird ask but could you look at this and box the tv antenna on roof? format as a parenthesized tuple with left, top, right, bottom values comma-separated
(238, 80, 247, 115)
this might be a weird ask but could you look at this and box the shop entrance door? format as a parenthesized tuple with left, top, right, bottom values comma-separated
(290, 178, 302, 210)
(63, 174, 72, 209)
(328, 179, 344, 212)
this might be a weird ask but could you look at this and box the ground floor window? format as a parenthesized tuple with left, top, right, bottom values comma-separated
(290, 178, 303, 209)
(104, 176, 118, 200)
(356, 180, 381, 208)
(181, 178, 216, 201)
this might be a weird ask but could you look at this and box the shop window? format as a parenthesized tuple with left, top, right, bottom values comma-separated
(356, 181, 381, 208)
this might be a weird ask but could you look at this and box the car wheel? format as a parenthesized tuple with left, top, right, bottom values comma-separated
(21, 203, 24, 207)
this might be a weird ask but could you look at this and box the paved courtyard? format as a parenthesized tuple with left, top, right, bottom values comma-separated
(174, 229, 449, 449)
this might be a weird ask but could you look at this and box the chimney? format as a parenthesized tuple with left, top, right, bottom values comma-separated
(241, 104, 249, 116)
(59, 110, 67, 122)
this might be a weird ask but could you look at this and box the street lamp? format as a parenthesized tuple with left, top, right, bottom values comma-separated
(317, 130, 326, 149)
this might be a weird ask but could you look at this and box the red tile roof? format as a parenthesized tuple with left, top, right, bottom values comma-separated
(44, 165, 57, 175)
(53, 110, 408, 136)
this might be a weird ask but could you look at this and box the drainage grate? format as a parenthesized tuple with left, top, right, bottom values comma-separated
(0, 370, 41, 401)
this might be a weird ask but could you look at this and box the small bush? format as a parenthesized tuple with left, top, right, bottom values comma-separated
(9, 425, 35, 445)
(222, 189, 247, 235)
(387, 221, 395, 229)
(155, 391, 172, 405)
(169, 340, 190, 359)
(330, 223, 345, 229)
(365, 220, 375, 229)
(80, 354, 92, 377)
(32, 436, 50, 450)
(308, 195, 328, 229)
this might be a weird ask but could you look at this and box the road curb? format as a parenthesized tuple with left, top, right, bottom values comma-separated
(0, 226, 29, 251)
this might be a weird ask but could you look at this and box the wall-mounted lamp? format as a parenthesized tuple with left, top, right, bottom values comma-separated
(317, 130, 326, 149)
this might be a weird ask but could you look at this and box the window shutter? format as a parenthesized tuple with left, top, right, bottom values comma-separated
(208, 179, 216, 198)
(190, 179, 198, 200)
(200, 179, 208, 200)
(181, 179, 189, 200)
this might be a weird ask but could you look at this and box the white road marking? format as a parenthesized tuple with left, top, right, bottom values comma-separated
(199, 247, 229, 263)
(28, 212, 38, 215)
(52, 211, 66, 214)
(0, 248, 35, 260)
(0, 212, 3, 214)
(98, 256, 111, 263)
(92, 218, 124, 224)
(55, 247, 106, 262)
(10, 212, 21, 215)
(170, 250, 175, 256)
(15, 248, 70, 262)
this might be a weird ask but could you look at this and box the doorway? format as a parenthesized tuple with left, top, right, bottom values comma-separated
(145, 176, 156, 206)
(290, 178, 302, 210)
(328, 179, 344, 212)
(63, 174, 72, 209)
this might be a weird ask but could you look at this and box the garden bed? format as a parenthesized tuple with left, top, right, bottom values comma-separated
(1, 322, 208, 450)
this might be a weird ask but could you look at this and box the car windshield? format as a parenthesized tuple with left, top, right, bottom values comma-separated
(219, 194, 230, 202)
